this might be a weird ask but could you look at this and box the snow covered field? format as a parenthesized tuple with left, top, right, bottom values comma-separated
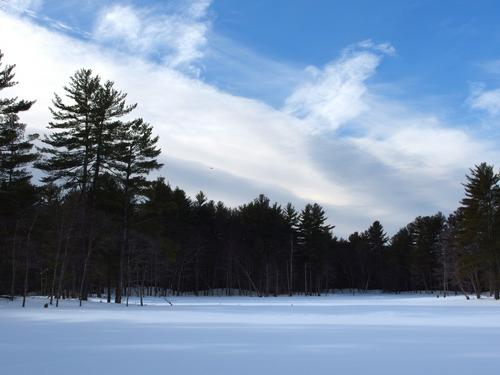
(1, 294, 500, 375)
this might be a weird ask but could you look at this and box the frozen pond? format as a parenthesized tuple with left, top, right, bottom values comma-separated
(1, 294, 500, 375)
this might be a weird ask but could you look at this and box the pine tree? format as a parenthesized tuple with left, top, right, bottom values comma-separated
(349, 231, 370, 290)
(298, 203, 333, 295)
(438, 213, 459, 297)
(37, 69, 138, 305)
(112, 118, 162, 303)
(0, 50, 38, 187)
(387, 227, 412, 291)
(0, 51, 33, 114)
(0, 51, 39, 301)
(283, 203, 299, 296)
(364, 221, 388, 290)
(366, 221, 388, 251)
(36, 69, 100, 192)
(459, 163, 500, 299)
(409, 213, 445, 291)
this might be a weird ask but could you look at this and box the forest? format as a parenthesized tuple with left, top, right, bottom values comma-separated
(1, 50, 500, 306)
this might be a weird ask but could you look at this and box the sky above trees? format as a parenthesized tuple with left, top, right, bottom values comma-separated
(1, 0, 500, 236)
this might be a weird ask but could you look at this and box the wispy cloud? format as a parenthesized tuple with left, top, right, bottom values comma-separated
(349, 100, 497, 186)
(283, 41, 393, 132)
(0, 0, 43, 13)
(1, 9, 498, 236)
(93, 0, 212, 74)
(0, 0, 91, 38)
(0, 9, 354, 222)
(203, 33, 305, 106)
(468, 84, 500, 115)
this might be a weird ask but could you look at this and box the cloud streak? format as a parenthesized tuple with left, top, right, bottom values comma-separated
(468, 84, 500, 116)
(283, 41, 392, 132)
(93, 0, 212, 73)
(1, 9, 498, 237)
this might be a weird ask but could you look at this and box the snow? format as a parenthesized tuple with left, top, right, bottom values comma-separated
(1, 294, 500, 374)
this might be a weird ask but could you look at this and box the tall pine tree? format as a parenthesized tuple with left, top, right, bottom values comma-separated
(0, 50, 38, 187)
(0, 51, 39, 301)
(111, 118, 162, 303)
(37, 69, 138, 305)
(459, 163, 500, 299)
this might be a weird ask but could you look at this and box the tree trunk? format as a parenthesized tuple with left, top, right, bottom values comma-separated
(140, 267, 146, 307)
(79, 221, 94, 306)
(10, 220, 19, 300)
(116, 182, 130, 304)
(50, 217, 66, 305)
(470, 272, 481, 299)
(79, 119, 105, 307)
(125, 243, 131, 307)
(493, 268, 500, 300)
(265, 263, 269, 297)
(22, 250, 29, 308)
(289, 234, 293, 296)
(304, 263, 308, 295)
(275, 269, 279, 297)
(22, 213, 38, 308)
(55, 215, 74, 307)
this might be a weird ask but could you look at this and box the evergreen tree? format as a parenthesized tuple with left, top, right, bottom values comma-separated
(36, 69, 100, 192)
(298, 203, 333, 295)
(438, 213, 459, 297)
(0, 50, 38, 186)
(0, 114, 39, 185)
(239, 194, 286, 296)
(112, 118, 162, 303)
(0, 51, 33, 114)
(37, 69, 139, 305)
(283, 203, 299, 296)
(408, 213, 445, 291)
(3, 53, 500, 300)
(348, 231, 370, 290)
(0, 51, 39, 301)
(387, 227, 412, 291)
(459, 163, 500, 299)
(366, 221, 388, 251)
(365, 221, 388, 289)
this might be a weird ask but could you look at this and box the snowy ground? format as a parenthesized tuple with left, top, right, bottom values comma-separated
(1, 294, 500, 375)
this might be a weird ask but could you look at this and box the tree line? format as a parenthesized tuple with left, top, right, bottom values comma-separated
(1, 50, 500, 306)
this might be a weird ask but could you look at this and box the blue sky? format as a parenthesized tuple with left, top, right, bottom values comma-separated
(12, 0, 500, 109)
(1, 0, 500, 236)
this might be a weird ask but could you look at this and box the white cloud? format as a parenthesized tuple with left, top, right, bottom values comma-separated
(187, 0, 211, 18)
(1, 9, 498, 236)
(282, 39, 497, 188)
(0, 0, 43, 13)
(283, 42, 391, 131)
(351, 116, 494, 178)
(357, 39, 396, 56)
(282, 41, 500, 226)
(0, 9, 354, 213)
(94, 1, 211, 73)
(468, 85, 500, 115)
